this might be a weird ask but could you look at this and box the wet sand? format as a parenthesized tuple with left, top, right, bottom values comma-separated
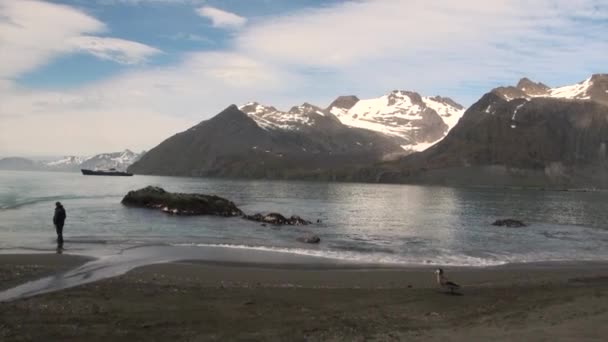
(0, 254, 91, 291)
(1, 254, 607, 341)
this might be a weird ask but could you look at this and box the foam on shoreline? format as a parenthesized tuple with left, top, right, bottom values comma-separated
(170, 243, 508, 267)
(3, 243, 608, 303)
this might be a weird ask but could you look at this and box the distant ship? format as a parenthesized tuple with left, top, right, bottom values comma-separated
(81, 168, 133, 176)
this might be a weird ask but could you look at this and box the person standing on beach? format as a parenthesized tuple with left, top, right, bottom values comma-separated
(53, 202, 66, 246)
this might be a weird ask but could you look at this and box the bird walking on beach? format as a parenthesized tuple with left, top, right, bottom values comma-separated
(435, 268, 460, 294)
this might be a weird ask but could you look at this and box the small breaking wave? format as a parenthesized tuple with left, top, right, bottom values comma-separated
(0, 194, 117, 210)
(170, 243, 508, 267)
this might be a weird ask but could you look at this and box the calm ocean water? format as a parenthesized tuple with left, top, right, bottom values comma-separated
(1, 170, 608, 266)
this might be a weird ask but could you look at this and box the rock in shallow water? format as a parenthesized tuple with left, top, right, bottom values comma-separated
(492, 219, 527, 228)
(243, 213, 311, 226)
(121, 186, 243, 216)
(296, 235, 321, 244)
(122, 186, 316, 228)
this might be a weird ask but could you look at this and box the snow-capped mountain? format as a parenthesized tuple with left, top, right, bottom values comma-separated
(239, 102, 334, 131)
(360, 74, 608, 188)
(239, 91, 465, 153)
(493, 74, 608, 105)
(45, 156, 88, 169)
(79, 149, 143, 171)
(0, 150, 144, 172)
(129, 105, 403, 179)
(42, 149, 144, 172)
(328, 91, 465, 152)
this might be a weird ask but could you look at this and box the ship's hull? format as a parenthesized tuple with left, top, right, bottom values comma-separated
(81, 169, 133, 176)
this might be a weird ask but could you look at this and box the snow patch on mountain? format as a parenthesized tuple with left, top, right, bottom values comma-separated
(547, 77, 593, 100)
(422, 96, 465, 131)
(484, 105, 494, 114)
(240, 90, 465, 153)
(347, 92, 421, 118)
(239, 102, 324, 131)
(44, 149, 143, 171)
(512, 103, 526, 120)
(329, 90, 464, 151)
(79, 149, 142, 171)
(45, 156, 88, 167)
(330, 98, 420, 138)
(407, 140, 439, 153)
(497, 75, 608, 103)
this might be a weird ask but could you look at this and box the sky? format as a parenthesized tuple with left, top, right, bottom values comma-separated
(0, 0, 606, 157)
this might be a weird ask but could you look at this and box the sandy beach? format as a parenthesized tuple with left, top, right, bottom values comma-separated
(1, 254, 607, 341)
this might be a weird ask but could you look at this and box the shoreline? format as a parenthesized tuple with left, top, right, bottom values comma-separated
(4, 248, 608, 270)
(4, 240, 608, 269)
(1, 251, 608, 294)
(3, 169, 608, 193)
(1, 253, 607, 341)
(0, 253, 91, 292)
(2, 250, 608, 273)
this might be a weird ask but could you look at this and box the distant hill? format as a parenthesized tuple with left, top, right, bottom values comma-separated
(77, 150, 143, 171)
(0, 150, 144, 172)
(0, 157, 42, 171)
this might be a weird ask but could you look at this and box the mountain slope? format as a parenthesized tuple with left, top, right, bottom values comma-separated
(359, 74, 608, 188)
(128, 105, 404, 179)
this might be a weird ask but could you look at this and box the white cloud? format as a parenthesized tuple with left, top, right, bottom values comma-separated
(68, 36, 161, 64)
(162, 32, 210, 43)
(0, 0, 160, 80)
(0, 106, 189, 156)
(196, 6, 247, 29)
(233, 0, 607, 102)
(0, 51, 294, 155)
(236, 0, 605, 69)
(1, 0, 606, 156)
(97, 0, 206, 4)
(0, 0, 103, 79)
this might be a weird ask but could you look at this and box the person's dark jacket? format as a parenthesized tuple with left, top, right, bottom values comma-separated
(53, 205, 66, 225)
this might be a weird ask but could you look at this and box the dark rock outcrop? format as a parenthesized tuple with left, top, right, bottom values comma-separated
(428, 96, 465, 110)
(516, 78, 550, 96)
(121, 186, 242, 216)
(492, 219, 527, 228)
(297, 235, 321, 244)
(243, 213, 311, 226)
(586, 74, 608, 106)
(327, 95, 360, 111)
(121, 186, 316, 227)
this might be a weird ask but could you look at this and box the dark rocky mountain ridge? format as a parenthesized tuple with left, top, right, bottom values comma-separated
(129, 74, 608, 187)
(355, 74, 608, 188)
(128, 105, 404, 179)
